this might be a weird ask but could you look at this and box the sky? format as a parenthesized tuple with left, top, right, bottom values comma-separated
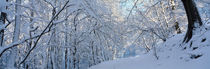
(119, 0, 145, 17)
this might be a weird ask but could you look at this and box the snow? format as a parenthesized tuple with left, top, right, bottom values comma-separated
(197, 2, 205, 8)
(89, 29, 210, 69)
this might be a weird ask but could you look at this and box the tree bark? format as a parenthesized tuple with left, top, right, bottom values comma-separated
(0, 0, 7, 67)
(182, 0, 202, 43)
(8, 0, 21, 68)
(0, 12, 6, 47)
(0, 0, 7, 47)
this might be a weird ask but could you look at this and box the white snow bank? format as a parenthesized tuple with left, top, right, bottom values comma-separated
(89, 30, 210, 69)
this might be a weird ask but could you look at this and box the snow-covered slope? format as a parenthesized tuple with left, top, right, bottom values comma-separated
(89, 29, 210, 69)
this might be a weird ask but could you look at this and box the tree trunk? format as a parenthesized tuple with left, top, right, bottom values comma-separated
(0, 0, 7, 47)
(8, 0, 21, 68)
(64, 7, 69, 69)
(0, 12, 6, 47)
(0, 0, 7, 68)
(182, 0, 202, 43)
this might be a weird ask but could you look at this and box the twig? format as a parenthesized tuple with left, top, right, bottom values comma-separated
(126, 0, 140, 20)
(19, 0, 69, 64)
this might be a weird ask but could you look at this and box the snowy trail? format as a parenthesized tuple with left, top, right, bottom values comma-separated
(89, 50, 210, 69)
(89, 30, 210, 69)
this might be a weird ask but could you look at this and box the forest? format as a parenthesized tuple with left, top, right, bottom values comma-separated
(0, 0, 210, 69)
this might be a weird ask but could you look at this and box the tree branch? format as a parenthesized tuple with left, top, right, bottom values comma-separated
(19, 0, 69, 64)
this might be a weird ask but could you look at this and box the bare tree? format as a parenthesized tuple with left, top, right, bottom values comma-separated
(0, 12, 6, 47)
(170, 0, 181, 34)
(0, 0, 7, 47)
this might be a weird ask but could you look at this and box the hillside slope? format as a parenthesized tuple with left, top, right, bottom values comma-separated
(89, 28, 210, 69)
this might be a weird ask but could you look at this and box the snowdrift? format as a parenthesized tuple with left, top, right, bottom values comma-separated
(89, 29, 210, 69)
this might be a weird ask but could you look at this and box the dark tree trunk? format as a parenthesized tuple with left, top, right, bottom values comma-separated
(0, 0, 7, 46)
(175, 22, 181, 34)
(182, 0, 202, 43)
(0, 12, 6, 46)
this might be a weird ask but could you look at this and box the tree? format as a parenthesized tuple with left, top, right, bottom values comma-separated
(0, 0, 7, 47)
(0, 0, 7, 68)
(170, 0, 181, 34)
(8, 0, 21, 68)
(182, 0, 202, 43)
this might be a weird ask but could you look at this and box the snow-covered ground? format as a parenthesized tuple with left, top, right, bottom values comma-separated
(89, 28, 210, 69)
